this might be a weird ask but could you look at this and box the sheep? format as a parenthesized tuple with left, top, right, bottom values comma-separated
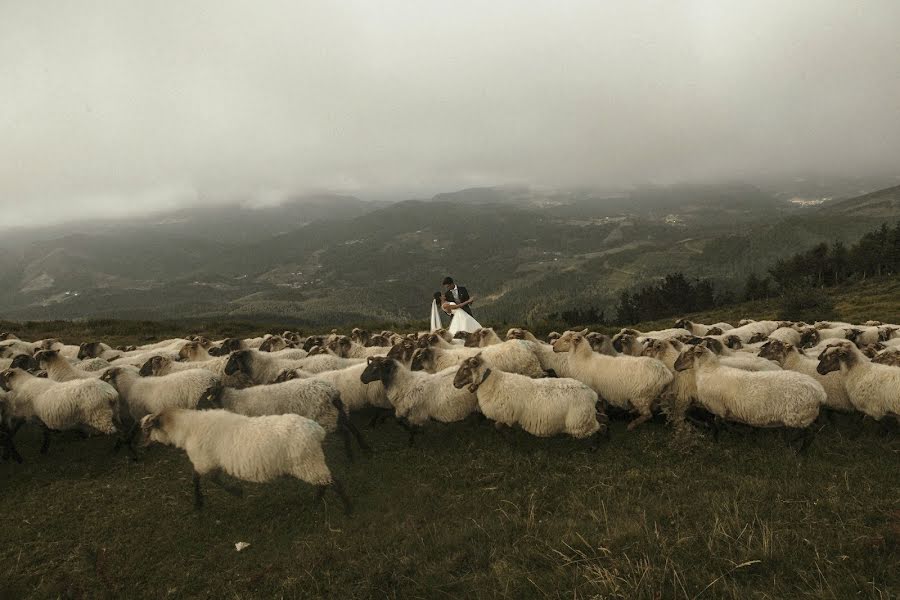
(585, 332, 617, 356)
(35, 349, 107, 381)
(360, 357, 480, 442)
(451, 354, 607, 446)
(611, 332, 644, 356)
(553, 329, 672, 429)
(673, 345, 826, 449)
(100, 366, 220, 453)
(0, 340, 37, 358)
(755, 339, 852, 413)
(8, 354, 40, 373)
(226, 350, 362, 384)
(259, 335, 293, 353)
(688, 340, 781, 372)
(76, 357, 113, 372)
(817, 341, 900, 422)
(327, 336, 388, 358)
(77, 342, 122, 361)
(506, 328, 542, 344)
(673, 319, 733, 336)
(871, 347, 900, 367)
(200, 378, 368, 460)
(224, 350, 319, 385)
(0, 368, 119, 455)
(468, 328, 504, 347)
(416, 332, 456, 349)
(411, 340, 545, 378)
(641, 339, 698, 422)
(140, 409, 351, 513)
(138, 355, 253, 388)
(847, 326, 883, 347)
(36, 339, 81, 359)
(725, 320, 781, 343)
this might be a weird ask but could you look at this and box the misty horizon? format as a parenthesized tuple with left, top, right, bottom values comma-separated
(3, 1, 899, 228)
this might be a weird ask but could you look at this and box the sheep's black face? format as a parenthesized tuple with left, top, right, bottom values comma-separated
(224, 351, 248, 376)
(360, 357, 394, 385)
(506, 329, 524, 340)
(723, 336, 742, 350)
(99, 368, 120, 384)
(77, 342, 97, 360)
(0, 369, 15, 392)
(673, 319, 689, 330)
(673, 349, 698, 372)
(706, 326, 723, 336)
(11, 354, 39, 372)
(758, 340, 789, 363)
(453, 357, 480, 389)
(816, 347, 846, 375)
(409, 348, 430, 371)
(748, 332, 768, 344)
(463, 331, 481, 348)
(138, 357, 163, 377)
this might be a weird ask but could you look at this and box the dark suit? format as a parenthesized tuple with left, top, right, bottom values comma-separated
(448, 285, 473, 316)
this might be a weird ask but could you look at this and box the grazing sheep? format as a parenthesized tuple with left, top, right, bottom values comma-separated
(224, 350, 324, 385)
(871, 347, 900, 367)
(100, 366, 219, 452)
(553, 330, 672, 430)
(200, 378, 368, 460)
(641, 339, 698, 421)
(674, 345, 826, 447)
(138, 355, 252, 388)
(328, 336, 389, 359)
(452, 354, 606, 446)
(140, 409, 351, 513)
(411, 340, 545, 378)
(817, 341, 900, 421)
(35, 349, 109, 382)
(77, 342, 123, 361)
(0, 368, 119, 455)
(674, 319, 733, 336)
(757, 340, 853, 412)
(361, 357, 479, 433)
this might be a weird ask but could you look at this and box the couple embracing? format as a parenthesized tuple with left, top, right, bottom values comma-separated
(430, 276, 482, 335)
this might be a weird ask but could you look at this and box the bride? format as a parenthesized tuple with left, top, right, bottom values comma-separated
(431, 292, 482, 335)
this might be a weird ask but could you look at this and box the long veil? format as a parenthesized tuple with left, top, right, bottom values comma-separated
(430, 300, 443, 332)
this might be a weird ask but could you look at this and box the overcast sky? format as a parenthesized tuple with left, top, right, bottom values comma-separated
(2, 0, 899, 227)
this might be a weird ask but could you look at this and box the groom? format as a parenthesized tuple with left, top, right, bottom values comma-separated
(442, 276, 474, 316)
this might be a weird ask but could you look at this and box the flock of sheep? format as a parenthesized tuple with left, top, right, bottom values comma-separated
(0, 317, 897, 514)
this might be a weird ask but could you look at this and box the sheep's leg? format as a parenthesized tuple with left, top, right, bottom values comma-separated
(192, 471, 205, 510)
(343, 418, 371, 455)
(0, 424, 23, 464)
(209, 470, 243, 498)
(39, 424, 52, 455)
(396, 418, 420, 447)
(330, 476, 352, 515)
(626, 411, 653, 431)
(797, 427, 815, 454)
(338, 424, 355, 463)
(712, 417, 724, 442)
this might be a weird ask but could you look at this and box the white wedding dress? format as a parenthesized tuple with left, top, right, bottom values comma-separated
(430, 300, 482, 334)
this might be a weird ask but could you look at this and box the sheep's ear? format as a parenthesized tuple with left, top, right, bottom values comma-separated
(579, 328, 589, 335)
(142, 413, 161, 430)
(367, 356, 374, 364)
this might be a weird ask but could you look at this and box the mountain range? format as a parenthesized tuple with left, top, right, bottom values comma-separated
(2, 180, 899, 326)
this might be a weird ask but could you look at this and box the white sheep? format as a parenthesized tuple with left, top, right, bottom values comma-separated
(224, 350, 330, 385)
(100, 366, 219, 454)
(200, 378, 369, 460)
(757, 339, 853, 412)
(35, 349, 107, 381)
(451, 354, 607, 446)
(360, 357, 479, 438)
(553, 330, 673, 430)
(673, 345, 826, 449)
(0, 367, 119, 455)
(817, 341, 900, 421)
(140, 408, 351, 513)
(411, 340, 545, 378)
